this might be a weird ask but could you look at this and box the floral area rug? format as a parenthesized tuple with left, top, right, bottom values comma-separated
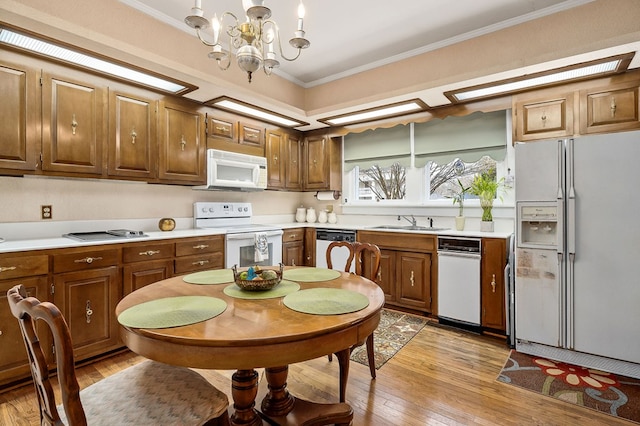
(498, 350, 640, 424)
(350, 309, 427, 369)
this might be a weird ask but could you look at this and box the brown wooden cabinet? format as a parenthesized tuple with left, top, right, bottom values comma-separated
(51, 247, 121, 361)
(41, 73, 107, 175)
(358, 231, 435, 313)
(0, 59, 39, 172)
(282, 228, 305, 266)
(206, 114, 265, 157)
(174, 235, 224, 274)
(122, 241, 174, 295)
(108, 91, 157, 179)
(265, 130, 303, 190)
(580, 81, 640, 134)
(514, 94, 574, 142)
(0, 253, 49, 387)
(303, 135, 342, 191)
(481, 238, 507, 332)
(158, 101, 205, 184)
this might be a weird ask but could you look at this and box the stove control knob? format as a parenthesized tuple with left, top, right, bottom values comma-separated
(243, 207, 249, 212)
(208, 208, 214, 212)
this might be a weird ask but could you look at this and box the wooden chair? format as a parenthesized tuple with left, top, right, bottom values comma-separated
(326, 241, 382, 402)
(6, 284, 230, 426)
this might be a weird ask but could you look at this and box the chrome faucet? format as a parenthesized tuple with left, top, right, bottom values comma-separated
(398, 215, 417, 226)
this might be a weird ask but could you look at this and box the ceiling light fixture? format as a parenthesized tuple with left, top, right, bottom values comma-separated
(206, 96, 309, 128)
(185, 0, 310, 83)
(445, 53, 634, 103)
(0, 26, 194, 94)
(319, 100, 429, 127)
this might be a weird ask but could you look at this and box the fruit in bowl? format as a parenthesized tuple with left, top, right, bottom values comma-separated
(232, 263, 284, 291)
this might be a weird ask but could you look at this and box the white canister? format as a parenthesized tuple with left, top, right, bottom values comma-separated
(327, 211, 337, 224)
(306, 207, 317, 223)
(295, 207, 306, 223)
(318, 209, 328, 223)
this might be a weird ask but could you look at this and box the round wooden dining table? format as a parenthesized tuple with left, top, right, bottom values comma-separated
(115, 267, 385, 426)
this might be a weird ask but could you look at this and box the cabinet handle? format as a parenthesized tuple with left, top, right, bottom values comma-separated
(0, 330, 3, 336)
(273, 155, 278, 163)
(410, 270, 414, 287)
(139, 250, 161, 256)
(130, 128, 137, 144)
(540, 111, 547, 127)
(71, 114, 78, 135)
(215, 125, 229, 132)
(289, 234, 296, 239)
(180, 135, 187, 151)
(610, 97, 617, 118)
(246, 132, 258, 140)
(377, 270, 381, 282)
(193, 244, 209, 250)
(85, 300, 93, 324)
(74, 256, 103, 264)
(0, 266, 17, 273)
(291, 259, 296, 266)
(491, 274, 496, 293)
(192, 260, 209, 266)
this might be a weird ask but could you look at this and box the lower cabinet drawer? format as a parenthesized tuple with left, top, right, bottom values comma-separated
(53, 248, 120, 273)
(174, 253, 224, 274)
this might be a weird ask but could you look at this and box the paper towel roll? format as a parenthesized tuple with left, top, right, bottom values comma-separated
(315, 191, 339, 200)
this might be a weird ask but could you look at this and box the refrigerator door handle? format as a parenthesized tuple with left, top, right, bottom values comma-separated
(567, 138, 576, 256)
(567, 252, 575, 349)
(556, 140, 564, 254)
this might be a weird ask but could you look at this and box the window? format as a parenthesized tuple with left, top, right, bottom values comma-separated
(343, 111, 509, 205)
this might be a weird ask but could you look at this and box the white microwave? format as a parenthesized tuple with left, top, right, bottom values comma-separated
(196, 149, 267, 191)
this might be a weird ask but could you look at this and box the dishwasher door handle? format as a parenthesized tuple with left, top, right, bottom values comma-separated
(437, 250, 481, 259)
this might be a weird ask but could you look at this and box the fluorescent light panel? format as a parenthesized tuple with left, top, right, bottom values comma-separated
(321, 100, 426, 126)
(450, 57, 629, 102)
(209, 98, 308, 128)
(0, 28, 188, 94)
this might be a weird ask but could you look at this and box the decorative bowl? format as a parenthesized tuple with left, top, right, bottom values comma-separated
(232, 263, 284, 291)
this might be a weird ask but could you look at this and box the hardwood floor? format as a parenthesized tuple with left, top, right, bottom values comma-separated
(1, 319, 634, 425)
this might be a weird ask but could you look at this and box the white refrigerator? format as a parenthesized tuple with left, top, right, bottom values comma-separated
(514, 130, 640, 379)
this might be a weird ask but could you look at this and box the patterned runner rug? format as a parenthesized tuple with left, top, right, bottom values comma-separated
(498, 350, 640, 424)
(350, 309, 428, 369)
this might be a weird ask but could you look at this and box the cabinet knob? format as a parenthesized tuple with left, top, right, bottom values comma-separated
(491, 274, 496, 292)
(410, 270, 414, 287)
(610, 96, 617, 118)
(130, 128, 137, 144)
(71, 114, 78, 135)
(180, 135, 187, 151)
(85, 300, 93, 324)
(74, 256, 103, 264)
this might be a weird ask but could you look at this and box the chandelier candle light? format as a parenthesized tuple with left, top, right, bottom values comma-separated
(185, 0, 310, 83)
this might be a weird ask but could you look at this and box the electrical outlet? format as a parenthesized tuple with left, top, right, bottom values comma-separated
(41, 205, 52, 220)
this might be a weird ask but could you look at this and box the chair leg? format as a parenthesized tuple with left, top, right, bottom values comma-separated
(365, 333, 376, 379)
(334, 348, 350, 403)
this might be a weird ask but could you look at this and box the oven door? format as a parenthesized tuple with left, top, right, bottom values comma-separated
(225, 230, 283, 268)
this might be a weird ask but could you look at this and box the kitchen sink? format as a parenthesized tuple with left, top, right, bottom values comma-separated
(370, 225, 450, 231)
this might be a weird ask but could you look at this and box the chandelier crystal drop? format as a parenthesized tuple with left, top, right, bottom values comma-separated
(185, 0, 310, 83)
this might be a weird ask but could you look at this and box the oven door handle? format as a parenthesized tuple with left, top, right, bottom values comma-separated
(226, 230, 284, 240)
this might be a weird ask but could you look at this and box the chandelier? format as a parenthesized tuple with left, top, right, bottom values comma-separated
(185, 0, 310, 83)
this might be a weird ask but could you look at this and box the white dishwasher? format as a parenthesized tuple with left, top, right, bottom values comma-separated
(315, 229, 356, 271)
(437, 237, 482, 329)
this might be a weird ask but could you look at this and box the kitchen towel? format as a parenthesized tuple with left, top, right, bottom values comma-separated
(254, 232, 268, 262)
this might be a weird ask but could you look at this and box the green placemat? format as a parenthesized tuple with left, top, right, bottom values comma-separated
(183, 269, 233, 285)
(118, 296, 227, 329)
(223, 280, 300, 299)
(283, 288, 369, 315)
(283, 267, 341, 282)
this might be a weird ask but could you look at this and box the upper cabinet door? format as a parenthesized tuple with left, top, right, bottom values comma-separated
(265, 130, 285, 189)
(285, 133, 302, 190)
(0, 61, 39, 171)
(108, 92, 157, 179)
(158, 101, 205, 184)
(42, 74, 106, 175)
